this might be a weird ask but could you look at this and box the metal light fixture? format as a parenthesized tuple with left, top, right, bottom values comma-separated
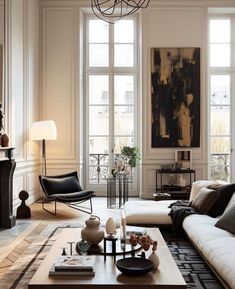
(91, 0, 150, 24)
(30, 120, 57, 175)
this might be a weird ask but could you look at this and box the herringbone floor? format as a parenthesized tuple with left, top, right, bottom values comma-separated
(0, 197, 136, 261)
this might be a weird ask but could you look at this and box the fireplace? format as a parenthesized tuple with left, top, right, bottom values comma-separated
(0, 147, 16, 228)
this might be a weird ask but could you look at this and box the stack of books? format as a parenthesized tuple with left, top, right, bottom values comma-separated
(49, 255, 96, 276)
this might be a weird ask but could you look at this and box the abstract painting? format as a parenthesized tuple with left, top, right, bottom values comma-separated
(151, 48, 200, 147)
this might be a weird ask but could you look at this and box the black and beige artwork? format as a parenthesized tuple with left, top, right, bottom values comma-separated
(151, 48, 200, 148)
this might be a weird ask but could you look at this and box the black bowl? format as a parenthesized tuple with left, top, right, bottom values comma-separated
(116, 257, 153, 276)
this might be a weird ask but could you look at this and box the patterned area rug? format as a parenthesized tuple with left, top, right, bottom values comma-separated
(165, 235, 224, 289)
(0, 223, 225, 289)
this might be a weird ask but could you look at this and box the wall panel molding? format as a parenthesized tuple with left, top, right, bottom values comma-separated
(41, 7, 78, 162)
(141, 5, 209, 199)
(7, 0, 40, 208)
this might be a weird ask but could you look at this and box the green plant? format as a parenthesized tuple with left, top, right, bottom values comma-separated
(120, 146, 141, 168)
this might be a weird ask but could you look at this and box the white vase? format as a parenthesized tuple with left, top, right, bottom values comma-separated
(105, 217, 116, 236)
(148, 252, 160, 269)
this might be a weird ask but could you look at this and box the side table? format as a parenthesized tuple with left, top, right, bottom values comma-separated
(106, 174, 129, 208)
(156, 168, 196, 200)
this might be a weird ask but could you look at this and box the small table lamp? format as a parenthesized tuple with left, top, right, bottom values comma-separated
(30, 120, 57, 175)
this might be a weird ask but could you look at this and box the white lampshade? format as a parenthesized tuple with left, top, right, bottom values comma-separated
(30, 120, 57, 140)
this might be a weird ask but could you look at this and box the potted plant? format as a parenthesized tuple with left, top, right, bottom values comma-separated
(120, 146, 141, 172)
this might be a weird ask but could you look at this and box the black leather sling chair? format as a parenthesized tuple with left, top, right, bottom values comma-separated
(39, 171, 95, 215)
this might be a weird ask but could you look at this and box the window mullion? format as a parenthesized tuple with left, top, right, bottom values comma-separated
(109, 74, 115, 169)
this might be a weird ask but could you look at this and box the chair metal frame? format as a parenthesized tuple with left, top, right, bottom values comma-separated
(39, 171, 95, 216)
(41, 197, 94, 215)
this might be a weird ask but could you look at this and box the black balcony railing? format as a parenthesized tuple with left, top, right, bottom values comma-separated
(210, 153, 230, 182)
(89, 153, 230, 183)
(89, 154, 109, 183)
(89, 153, 134, 184)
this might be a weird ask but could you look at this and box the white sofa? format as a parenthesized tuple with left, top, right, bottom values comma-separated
(124, 180, 235, 289)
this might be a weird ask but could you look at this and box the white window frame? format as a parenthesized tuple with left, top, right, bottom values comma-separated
(84, 15, 140, 194)
(208, 15, 235, 182)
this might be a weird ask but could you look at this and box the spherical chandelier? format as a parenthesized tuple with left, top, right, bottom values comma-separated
(91, 0, 150, 24)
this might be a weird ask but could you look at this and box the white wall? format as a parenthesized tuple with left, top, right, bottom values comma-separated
(141, 5, 208, 198)
(39, 0, 235, 198)
(140, 0, 235, 198)
(40, 5, 80, 176)
(6, 0, 40, 209)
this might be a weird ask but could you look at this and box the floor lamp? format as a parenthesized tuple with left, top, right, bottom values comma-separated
(30, 120, 57, 175)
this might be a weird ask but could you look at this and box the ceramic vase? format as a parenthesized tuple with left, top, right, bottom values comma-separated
(105, 217, 116, 236)
(81, 215, 104, 245)
(1, 133, 9, 147)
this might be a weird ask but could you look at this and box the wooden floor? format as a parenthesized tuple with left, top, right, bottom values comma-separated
(0, 197, 138, 260)
(30, 197, 121, 223)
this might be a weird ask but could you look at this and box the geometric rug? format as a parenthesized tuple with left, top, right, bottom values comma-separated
(166, 238, 225, 289)
(0, 223, 225, 289)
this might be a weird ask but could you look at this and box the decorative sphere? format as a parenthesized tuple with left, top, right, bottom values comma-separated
(19, 190, 29, 201)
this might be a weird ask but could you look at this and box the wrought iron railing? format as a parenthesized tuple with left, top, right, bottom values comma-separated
(89, 153, 230, 183)
(89, 153, 134, 183)
(89, 154, 109, 183)
(210, 153, 230, 182)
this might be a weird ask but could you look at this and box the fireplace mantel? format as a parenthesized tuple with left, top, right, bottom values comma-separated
(0, 147, 16, 228)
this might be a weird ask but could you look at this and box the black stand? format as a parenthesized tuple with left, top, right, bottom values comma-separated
(42, 139, 47, 175)
(103, 235, 118, 263)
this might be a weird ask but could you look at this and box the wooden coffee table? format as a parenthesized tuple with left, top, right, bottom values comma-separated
(28, 227, 186, 289)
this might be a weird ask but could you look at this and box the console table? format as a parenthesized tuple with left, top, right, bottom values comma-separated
(156, 169, 196, 200)
(0, 147, 16, 228)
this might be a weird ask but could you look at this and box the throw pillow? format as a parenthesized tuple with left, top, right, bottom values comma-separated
(189, 180, 220, 201)
(208, 183, 235, 217)
(42, 176, 83, 196)
(191, 187, 217, 214)
(215, 202, 235, 234)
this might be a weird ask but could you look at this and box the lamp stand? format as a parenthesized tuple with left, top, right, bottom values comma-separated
(42, 139, 47, 175)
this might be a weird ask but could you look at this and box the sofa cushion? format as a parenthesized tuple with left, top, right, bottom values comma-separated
(42, 176, 83, 196)
(208, 183, 235, 217)
(215, 202, 235, 234)
(183, 214, 235, 289)
(124, 200, 174, 225)
(183, 214, 231, 246)
(191, 187, 217, 214)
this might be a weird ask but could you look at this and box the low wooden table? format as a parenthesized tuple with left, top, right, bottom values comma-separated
(28, 228, 186, 289)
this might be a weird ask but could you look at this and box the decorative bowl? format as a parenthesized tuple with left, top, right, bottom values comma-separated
(76, 240, 91, 255)
(116, 257, 153, 276)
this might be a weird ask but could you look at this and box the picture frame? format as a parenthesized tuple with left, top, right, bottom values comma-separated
(151, 47, 200, 148)
(175, 150, 192, 169)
